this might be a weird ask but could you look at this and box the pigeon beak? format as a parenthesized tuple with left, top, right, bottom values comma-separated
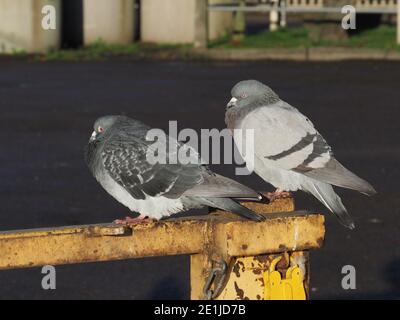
(226, 97, 237, 109)
(89, 131, 97, 142)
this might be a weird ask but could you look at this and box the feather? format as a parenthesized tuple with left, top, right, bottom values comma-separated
(305, 180, 355, 230)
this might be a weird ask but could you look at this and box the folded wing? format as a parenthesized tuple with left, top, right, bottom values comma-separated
(242, 101, 376, 195)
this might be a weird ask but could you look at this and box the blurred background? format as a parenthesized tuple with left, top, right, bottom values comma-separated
(0, 0, 399, 299)
(1, 0, 400, 53)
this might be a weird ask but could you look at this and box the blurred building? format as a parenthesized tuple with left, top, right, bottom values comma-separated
(0, 0, 233, 53)
(0, 0, 398, 53)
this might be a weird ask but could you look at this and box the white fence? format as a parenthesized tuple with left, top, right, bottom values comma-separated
(287, 0, 397, 8)
(209, 0, 400, 44)
(287, 0, 323, 7)
(355, 0, 397, 8)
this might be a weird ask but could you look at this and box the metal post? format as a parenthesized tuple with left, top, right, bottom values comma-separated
(270, 0, 279, 31)
(397, 0, 400, 44)
(215, 252, 310, 300)
(194, 0, 208, 48)
(190, 198, 325, 300)
(233, 0, 246, 43)
(280, 0, 287, 28)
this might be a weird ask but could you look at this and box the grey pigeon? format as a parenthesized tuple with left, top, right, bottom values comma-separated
(225, 80, 376, 229)
(85, 115, 265, 223)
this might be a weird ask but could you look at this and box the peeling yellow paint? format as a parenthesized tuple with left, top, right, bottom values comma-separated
(0, 197, 324, 300)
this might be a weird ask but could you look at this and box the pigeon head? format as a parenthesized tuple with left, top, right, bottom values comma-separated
(227, 80, 279, 110)
(90, 115, 125, 142)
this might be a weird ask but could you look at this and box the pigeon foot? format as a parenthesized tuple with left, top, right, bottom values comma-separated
(113, 214, 151, 225)
(266, 189, 291, 202)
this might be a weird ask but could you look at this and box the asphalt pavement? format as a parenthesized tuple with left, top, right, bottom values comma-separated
(0, 59, 398, 299)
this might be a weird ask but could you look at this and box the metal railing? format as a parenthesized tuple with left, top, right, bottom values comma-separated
(0, 198, 325, 300)
(205, 0, 400, 46)
(209, 0, 398, 14)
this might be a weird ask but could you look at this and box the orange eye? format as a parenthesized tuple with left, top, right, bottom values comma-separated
(241, 93, 247, 99)
(98, 126, 104, 133)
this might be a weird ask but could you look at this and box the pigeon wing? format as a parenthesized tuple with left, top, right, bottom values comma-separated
(101, 132, 204, 200)
(102, 130, 262, 201)
(242, 101, 375, 194)
(241, 101, 332, 171)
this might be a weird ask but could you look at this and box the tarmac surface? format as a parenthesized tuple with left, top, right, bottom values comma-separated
(0, 59, 398, 299)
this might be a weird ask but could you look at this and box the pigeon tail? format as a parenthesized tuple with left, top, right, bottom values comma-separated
(199, 197, 266, 222)
(306, 180, 355, 230)
(304, 158, 377, 197)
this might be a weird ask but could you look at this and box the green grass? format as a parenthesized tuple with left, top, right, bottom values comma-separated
(1, 27, 398, 62)
(43, 40, 142, 61)
(210, 27, 311, 48)
(38, 40, 193, 61)
(210, 25, 400, 50)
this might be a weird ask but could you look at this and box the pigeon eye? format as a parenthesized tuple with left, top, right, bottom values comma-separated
(98, 126, 104, 133)
(241, 93, 247, 99)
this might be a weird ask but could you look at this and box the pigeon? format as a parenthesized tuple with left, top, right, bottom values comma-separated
(225, 80, 376, 229)
(85, 115, 265, 224)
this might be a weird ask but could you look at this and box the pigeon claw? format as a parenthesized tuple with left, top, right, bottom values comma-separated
(266, 189, 292, 202)
(113, 214, 151, 225)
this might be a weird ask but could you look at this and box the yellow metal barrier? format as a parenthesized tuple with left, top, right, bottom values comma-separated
(0, 198, 325, 300)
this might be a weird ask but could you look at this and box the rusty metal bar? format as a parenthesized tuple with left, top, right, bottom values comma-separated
(190, 198, 324, 300)
(0, 198, 323, 271)
(215, 251, 310, 300)
(0, 221, 204, 269)
(0, 197, 325, 300)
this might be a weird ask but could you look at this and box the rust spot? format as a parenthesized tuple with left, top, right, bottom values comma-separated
(278, 244, 289, 251)
(232, 262, 241, 278)
(241, 244, 248, 250)
(256, 294, 261, 300)
(234, 281, 245, 300)
(252, 268, 262, 275)
(233, 260, 245, 274)
(241, 261, 246, 272)
(254, 255, 269, 264)
(304, 241, 313, 247)
(317, 237, 324, 247)
(277, 255, 289, 270)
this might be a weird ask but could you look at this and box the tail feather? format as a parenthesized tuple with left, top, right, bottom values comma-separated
(200, 197, 265, 222)
(306, 180, 355, 229)
(304, 158, 377, 196)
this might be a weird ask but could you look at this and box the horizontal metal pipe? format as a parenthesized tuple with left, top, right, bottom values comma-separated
(208, 4, 397, 14)
(0, 199, 324, 270)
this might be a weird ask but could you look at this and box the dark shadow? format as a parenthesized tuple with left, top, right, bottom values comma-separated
(134, 0, 141, 41)
(245, 13, 270, 35)
(347, 14, 382, 36)
(148, 276, 188, 300)
(382, 258, 400, 299)
(315, 259, 400, 299)
(244, 13, 307, 36)
(61, 0, 83, 48)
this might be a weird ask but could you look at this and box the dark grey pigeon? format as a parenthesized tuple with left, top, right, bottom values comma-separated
(85, 115, 265, 223)
(225, 79, 376, 229)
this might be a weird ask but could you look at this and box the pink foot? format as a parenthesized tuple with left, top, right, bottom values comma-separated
(113, 214, 151, 225)
(266, 189, 291, 202)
